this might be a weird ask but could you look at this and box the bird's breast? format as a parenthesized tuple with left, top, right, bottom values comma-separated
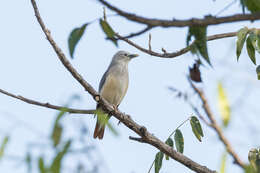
(100, 69, 129, 106)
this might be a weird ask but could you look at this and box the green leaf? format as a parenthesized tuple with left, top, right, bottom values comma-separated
(165, 138, 174, 148)
(249, 31, 260, 54)
(165, 138, 174, 160)
(68, 23, 88, 58)
(154, 152, 163, 173)
(190, 116, 204, 142)
(38, 157, 46, 173)
(187, 26, 211, 65)
(26, 152, 32, 173)
(246, 35, 256, 65)
(217, 82, 231, 127)
(257, 34, 260, 54)
(0, 136, 9, 160)
(256, 65, 260, 80)
(236, 27, 249, 60)
(244, 164, 256, 173)
(250, 32, 259, 52)
(244, 0, 260, 13)
(240, 0, 246, 13)
(174, 129, 184, 153)
(220, 152, 227, 173)
(248, 148, 260, 172)
(256, 158, 260, 173)
(50, 140, 71, 173)
(55, 108, 67, 125)
(51, 109, 67, 147)
(99, 19, 118, 47)
(51, 124, 63, 147)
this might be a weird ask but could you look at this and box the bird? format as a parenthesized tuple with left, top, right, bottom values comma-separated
(93, 50, 138, 139)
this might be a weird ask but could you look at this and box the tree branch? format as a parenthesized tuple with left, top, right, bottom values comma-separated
(188, 78, 246, 168)
(98, 0, 260, 27)
(115, 31, 237, 58)
(0, 88, 95, 114)
(129, 136, 146, 143)
(30, 0, 216, 172)
(116, 25, 153, 40)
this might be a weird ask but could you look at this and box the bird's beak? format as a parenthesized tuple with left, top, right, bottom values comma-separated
(128, 54, 139, 59)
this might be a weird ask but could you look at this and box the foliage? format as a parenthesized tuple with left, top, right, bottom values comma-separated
(242, 0, 260, 13)
(190, 116, 204, 142)
(150, 116, 204, 173)
(155, 152, 164, 173)
(248, 148, 260, 173)
(68, 23, 88, 58)
(236, 28, 260, 79)
(99, 19, 118, 47)
(187, 26, 211, 65)
(165, 138, 174, 160)
(220, 152, 227, 173)
(0, 96, 102, 173)
(217, 82, 231, 127)
(0, 136, 9, 160)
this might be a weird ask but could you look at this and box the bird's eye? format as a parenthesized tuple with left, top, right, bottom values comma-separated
(124, 53, 128, 56)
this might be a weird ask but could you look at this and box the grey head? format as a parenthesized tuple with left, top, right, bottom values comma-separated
(111, 50, 139, 65)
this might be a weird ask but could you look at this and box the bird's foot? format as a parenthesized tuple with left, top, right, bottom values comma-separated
(113, 105, 118, 111)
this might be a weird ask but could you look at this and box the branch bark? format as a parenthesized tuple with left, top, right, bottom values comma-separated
(115, 31, 237, 58)
(188, 78, 246, 168)
(29, 0, 216, 172)
(98, 0, 260, 27)
(116, 25, 153, 40)
(0, 88, 95, 114)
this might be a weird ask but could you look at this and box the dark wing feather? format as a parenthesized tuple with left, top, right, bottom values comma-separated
(99, 69, 109, 92)
(97, 69, 110, 109)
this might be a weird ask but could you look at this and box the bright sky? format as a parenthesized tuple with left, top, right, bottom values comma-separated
(0, 0, 260, 173)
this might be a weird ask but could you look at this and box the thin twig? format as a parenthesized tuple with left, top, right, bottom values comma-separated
(115, 31, 237, 58)
(129, 136, 146, 143)
(117, 25, 153, 40)
(168, 117, 191, 138)
(148, 117, 191, 173)
(215, 0, 238, 16)
(29, 1, 216, 172)
(98, 0, 260, 27)
(188, 77, 246, 168)
(148, 33, 152, 51)
(116, 29, 259, 58)
(0, 88, 95, 114)
(148, 160, 155, 173)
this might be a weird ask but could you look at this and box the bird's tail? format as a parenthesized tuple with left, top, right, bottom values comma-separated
(93, 120, 105, 139)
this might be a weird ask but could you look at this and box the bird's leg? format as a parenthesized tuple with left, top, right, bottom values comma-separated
(113, 105, 122, 125)
(113, 105, 118, 111)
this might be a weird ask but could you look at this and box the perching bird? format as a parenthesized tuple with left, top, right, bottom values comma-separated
(93, 50, 138, 139)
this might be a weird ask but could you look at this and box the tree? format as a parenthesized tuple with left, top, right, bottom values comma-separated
(0, 0, 260, 172)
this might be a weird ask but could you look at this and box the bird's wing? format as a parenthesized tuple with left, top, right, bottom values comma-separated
(99, 69, 109, 92)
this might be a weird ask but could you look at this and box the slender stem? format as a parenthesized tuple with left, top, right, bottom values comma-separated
(168, 117, 191, 139)
(148, 160, 155, 173)
(188, 77, 245, 168)
(148, 116, 191, 173)
(0, 88, 95, 114)
(29, 1, 217, 172)
(98, 0, 260, 27)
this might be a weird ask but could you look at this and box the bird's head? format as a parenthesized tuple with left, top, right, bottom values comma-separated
(112, 50, 139, 64)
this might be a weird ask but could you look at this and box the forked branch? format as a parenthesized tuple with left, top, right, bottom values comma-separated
(98, 0, 260, 27)
(188, 78, 245, 168)
(29, 0, 216, 172)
